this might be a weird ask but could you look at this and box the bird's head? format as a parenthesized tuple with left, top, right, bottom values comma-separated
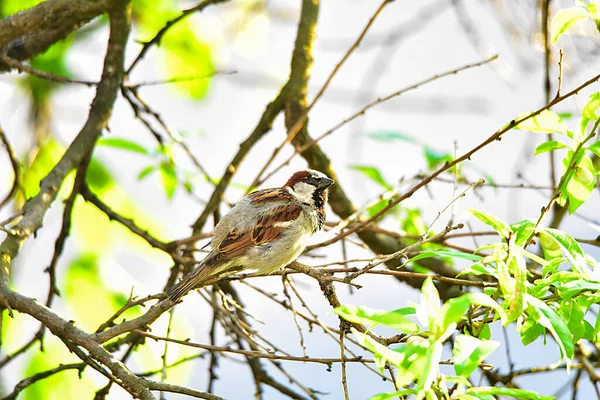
(284, 169, 334, 207)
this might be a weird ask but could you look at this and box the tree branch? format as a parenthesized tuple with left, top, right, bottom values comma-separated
(0, 0, 119, 71)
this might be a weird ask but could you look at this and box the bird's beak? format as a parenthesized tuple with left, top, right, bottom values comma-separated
(318, 177, 334, 190)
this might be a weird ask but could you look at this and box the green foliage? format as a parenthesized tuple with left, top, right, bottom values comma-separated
(337, 200, 600, 399)
(0, 0, 44, 17)
(21, 40, 73, 105)
(98, 137, 151, 156)
(17, 138, 66, 205)
(349, 165, 393, 190)
(22, 342, 94, 400)
(551, 2, 599, 43)
(515, 110, 570, 136)
(515, 105, 599, 213)
(335, 305, 419, 333)
(64, 254, 130, 331)
(131, 0, 214, 99)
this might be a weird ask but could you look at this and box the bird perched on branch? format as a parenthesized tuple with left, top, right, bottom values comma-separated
(168, 169, 334, 302)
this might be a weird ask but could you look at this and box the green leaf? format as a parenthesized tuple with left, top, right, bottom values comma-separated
(334, 305, 419, 333)
(551, 6, 592, 43)
(351, 329, 404, 370)
(419, 340, 443, 391)
(1, 0, 45, 16)
(534, 140, 570, 155)
(452, 335, 499, 377)
(22, 40, 73, 104)
(457, 263, 497, 278)
(468, 209, 511, 239)
(539, 231, 563, 262)
(505, 253, 527, 322)
(404, 250, 481, 266)
(64, 254, 124, 331)
(589, 141, 600, 158)
(365, 131, 418, 144)
(98, 137, 150, 155)
(558, 280, 600, 299)
(369, 390, 417, 400)
(424, 147, 453, 170)
(510, 219, 535, 246)
(581, 93, 600, 134)
(159, 162, 178, 199)
(138, 165, 157, 180)
(419, 278, 441, 332)
(162, 20, 214, 99)
(22, 342, 94, 400)
(19, 138, 65, 202)
(565, 155, 595, 213)
(525, 295, 574, 360)
(86, 158, 115, 195)
(467, 386, 554, 400)
(441, 292, 508, 329)
(520, 319, 545, 345)
(541, 228, 587, 274)
(515, 110, 569, 136)
(559, 299, 585, 342)
(349, 165, 392, 190)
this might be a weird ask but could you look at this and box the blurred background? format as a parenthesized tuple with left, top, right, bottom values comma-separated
(1, 0, 600, 398)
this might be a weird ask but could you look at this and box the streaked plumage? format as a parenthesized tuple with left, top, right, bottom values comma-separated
(168, 170, 334, 302)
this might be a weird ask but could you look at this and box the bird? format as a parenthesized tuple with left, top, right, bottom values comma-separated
(168, 169, 334, 302)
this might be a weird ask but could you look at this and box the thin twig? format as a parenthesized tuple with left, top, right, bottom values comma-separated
(0, 126, 20, 210)
(248, 0, 394, 190)
(259, 55, 498, 186)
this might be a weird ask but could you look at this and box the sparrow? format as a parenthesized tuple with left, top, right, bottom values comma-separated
(168, 169, 334, 302)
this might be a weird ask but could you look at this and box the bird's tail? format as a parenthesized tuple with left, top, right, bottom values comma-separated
(168, 256, 220, 303)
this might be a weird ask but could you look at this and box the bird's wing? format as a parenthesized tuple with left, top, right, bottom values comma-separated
(168, 203, 302, 303)
(217, 204, 303, 259)
(247, 187, 293, 204)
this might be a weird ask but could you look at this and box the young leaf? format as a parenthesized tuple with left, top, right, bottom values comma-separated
(589, 141, 600, 158)
(514, 110, 569, 135)
(440, 292, 507, 329)
(365, 131, 418, 144)
(162, 20, 214, 99)
(551, 6, 592, 43)
(97, 137, 150, 155)
(419, 277, 441, 333)
(525, 295, 574, 360)
(559, 299, 585, 342)
(468, 209, 511, 239)
(581, 93, 600, 134)
(369, 390, 417, 400)
(457, 263, 497, 278)
(541, 228, 587, 274)
(334, 305, 419, 333)
(404, 250, 481, 266)
(467, 386, 554, 400)
(419, 340, 443, 391)
(520, 319, 545, 345)
(349, 165, 393, 190)
(159, 162, 178, 199)
(558, 280, 600, 299)
(424, 147, 453, 170)
(565, 155, 595, 213)
(452, 335, 499, 377)
(533, 140, 570, 155)
(138, 165, 157, 180)
(510, 220, 535, 246)
(350, 329, 404, 369)
(539, 231, 563, 261)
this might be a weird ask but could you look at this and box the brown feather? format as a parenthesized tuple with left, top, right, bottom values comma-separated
(248, 188, 293, 204)
(218, 204, 303, 259)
